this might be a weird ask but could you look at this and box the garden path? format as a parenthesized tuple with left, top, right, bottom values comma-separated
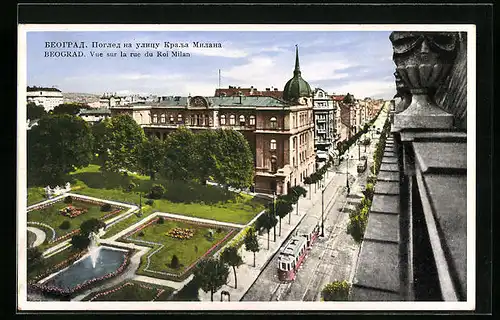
(27, 226, 46, 247)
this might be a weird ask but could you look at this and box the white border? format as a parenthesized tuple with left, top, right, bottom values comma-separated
(17, 24, 476, 312)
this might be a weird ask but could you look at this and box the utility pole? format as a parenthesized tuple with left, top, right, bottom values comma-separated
(346, 154, 350, 194)
(273, 192, 276, 242)
(321, 176, 325, 237)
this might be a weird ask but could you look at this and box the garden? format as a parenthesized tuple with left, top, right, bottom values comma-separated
(82, 280, 175, 301)
(27, 195, 126, 248)
(118, 216, 238, 281)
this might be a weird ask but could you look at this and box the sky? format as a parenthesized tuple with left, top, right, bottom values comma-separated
(26, 30, 396, 100)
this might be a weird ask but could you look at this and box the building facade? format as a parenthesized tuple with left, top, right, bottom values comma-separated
(111, 47, 315, 196)
(312, 88, 337, 162)
(26, 86, 63, 112)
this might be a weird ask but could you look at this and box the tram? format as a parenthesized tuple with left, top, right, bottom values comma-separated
(277, 223, 321, 281)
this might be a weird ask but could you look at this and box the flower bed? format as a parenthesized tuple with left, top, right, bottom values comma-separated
(88, 281, 166, 301)
(165, 227, 194, 240)
(29, 250, 132, 298)
(59, 205, 88, 218)
(118, 215, 238, 281)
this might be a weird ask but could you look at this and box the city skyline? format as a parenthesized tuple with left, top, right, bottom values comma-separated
(27, 30, 396, 100)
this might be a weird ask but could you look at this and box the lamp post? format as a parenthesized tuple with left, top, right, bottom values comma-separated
(357, 140, 361, 161)
(321, 176, 325, 237)
(272, 192, 276, 242)
(346, 154, 351, 194)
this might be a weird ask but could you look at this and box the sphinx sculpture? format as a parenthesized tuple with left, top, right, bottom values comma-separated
(390, 31, 459, 129)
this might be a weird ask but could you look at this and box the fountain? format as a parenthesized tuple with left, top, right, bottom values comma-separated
(88, 231, 100, 269)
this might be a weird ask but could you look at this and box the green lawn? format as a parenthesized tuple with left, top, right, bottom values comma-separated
(83, 280, 175, 301)
(28, 199, 125, 240)
(27, 187, 47, 206)
(124, 218, 235, 276)
(67, 164, 265, 225)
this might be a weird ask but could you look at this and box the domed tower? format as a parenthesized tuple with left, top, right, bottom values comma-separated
(283, 45, 312, 104)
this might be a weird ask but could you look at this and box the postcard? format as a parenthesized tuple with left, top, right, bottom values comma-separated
(18, 24, 475, 311)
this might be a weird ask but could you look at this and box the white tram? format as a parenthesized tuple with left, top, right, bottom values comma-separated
(277, 224, 320, 281)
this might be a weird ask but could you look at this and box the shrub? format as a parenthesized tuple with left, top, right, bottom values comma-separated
(138, 231, 145, 237)
(171, 255, 180, 269)
(157, 216, 165, 224)
(71, 234, 90, 251)
(100, 203, 112, 212)
(27, 247, 43, 269)
(149, 184, 165, 199)
(145, 199, 154, 206)
(59, 220, 71, 230)
(321, 281, 351, 301)
(126, 182, 136, 192)
(364, 183, 374, 201)
(216, 227, 223, 233)
(64, 196, 73, 204)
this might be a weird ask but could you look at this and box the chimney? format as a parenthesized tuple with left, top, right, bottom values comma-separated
(266, 88, 270, 91)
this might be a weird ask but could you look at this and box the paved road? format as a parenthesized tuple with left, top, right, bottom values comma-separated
(242, 105, 389, 302)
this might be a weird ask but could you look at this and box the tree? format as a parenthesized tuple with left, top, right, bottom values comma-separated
(303, 176, 313, 199)
(275, 195, 294, 236)
(171, 255, 180, 269)
(51, 103, 87, 116)
(244, 228, 260, 267)
(193, 257, 229, 302)
(321, 281, 351, 301)
(210, 129, 254, 190)
(27, 247, 43, 269)
(220, 246, 243, 289)
(27, 102, 46, 120)
(256, 210, 278, 250)
(135, 136, 166, 180)
(163, 127, 199, 182)
(70, 234, 90, 251)
(27, 114, 94, 185)
(93, 114, 146, 173)
(80, 218, 106, 237)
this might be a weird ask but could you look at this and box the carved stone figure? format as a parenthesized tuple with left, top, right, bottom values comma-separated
(390, 31, 459, 129)
(393, 71, 411, 113)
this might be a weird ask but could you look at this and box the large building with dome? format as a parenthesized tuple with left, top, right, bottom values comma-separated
(110, 47, 316, 195)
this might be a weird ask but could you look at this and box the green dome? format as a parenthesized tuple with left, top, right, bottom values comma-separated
(283, 46, 312, 102)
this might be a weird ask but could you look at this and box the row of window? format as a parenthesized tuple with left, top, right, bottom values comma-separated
(220, 114, 256, 126)
(151, 113, 283, 128)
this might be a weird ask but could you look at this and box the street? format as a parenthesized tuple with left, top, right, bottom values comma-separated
(242, 104, 389, 301)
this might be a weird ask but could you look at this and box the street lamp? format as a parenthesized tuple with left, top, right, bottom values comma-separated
(321, 175, 325, 237)
(344, 153, 351, 194)
(357, 139, 361, 161)
(272, 192, 276, 242)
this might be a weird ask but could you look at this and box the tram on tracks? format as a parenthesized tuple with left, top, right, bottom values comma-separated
(277, 223, 321, 281)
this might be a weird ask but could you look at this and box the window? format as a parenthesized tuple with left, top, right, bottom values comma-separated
(220, 114, 226, 125)
(160, 114, 166, 123)
(239, 115, 245, 126)
(270, 116, 277, 129)
(229, 114, 236, 125)
(169, 114, 174, 124)
(270, 139, 277, 150)
(177, 114, 183, 123)
(249, 115, 255, 125)
(281, 262, 286, 270)
(153, 114, 158, 123)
